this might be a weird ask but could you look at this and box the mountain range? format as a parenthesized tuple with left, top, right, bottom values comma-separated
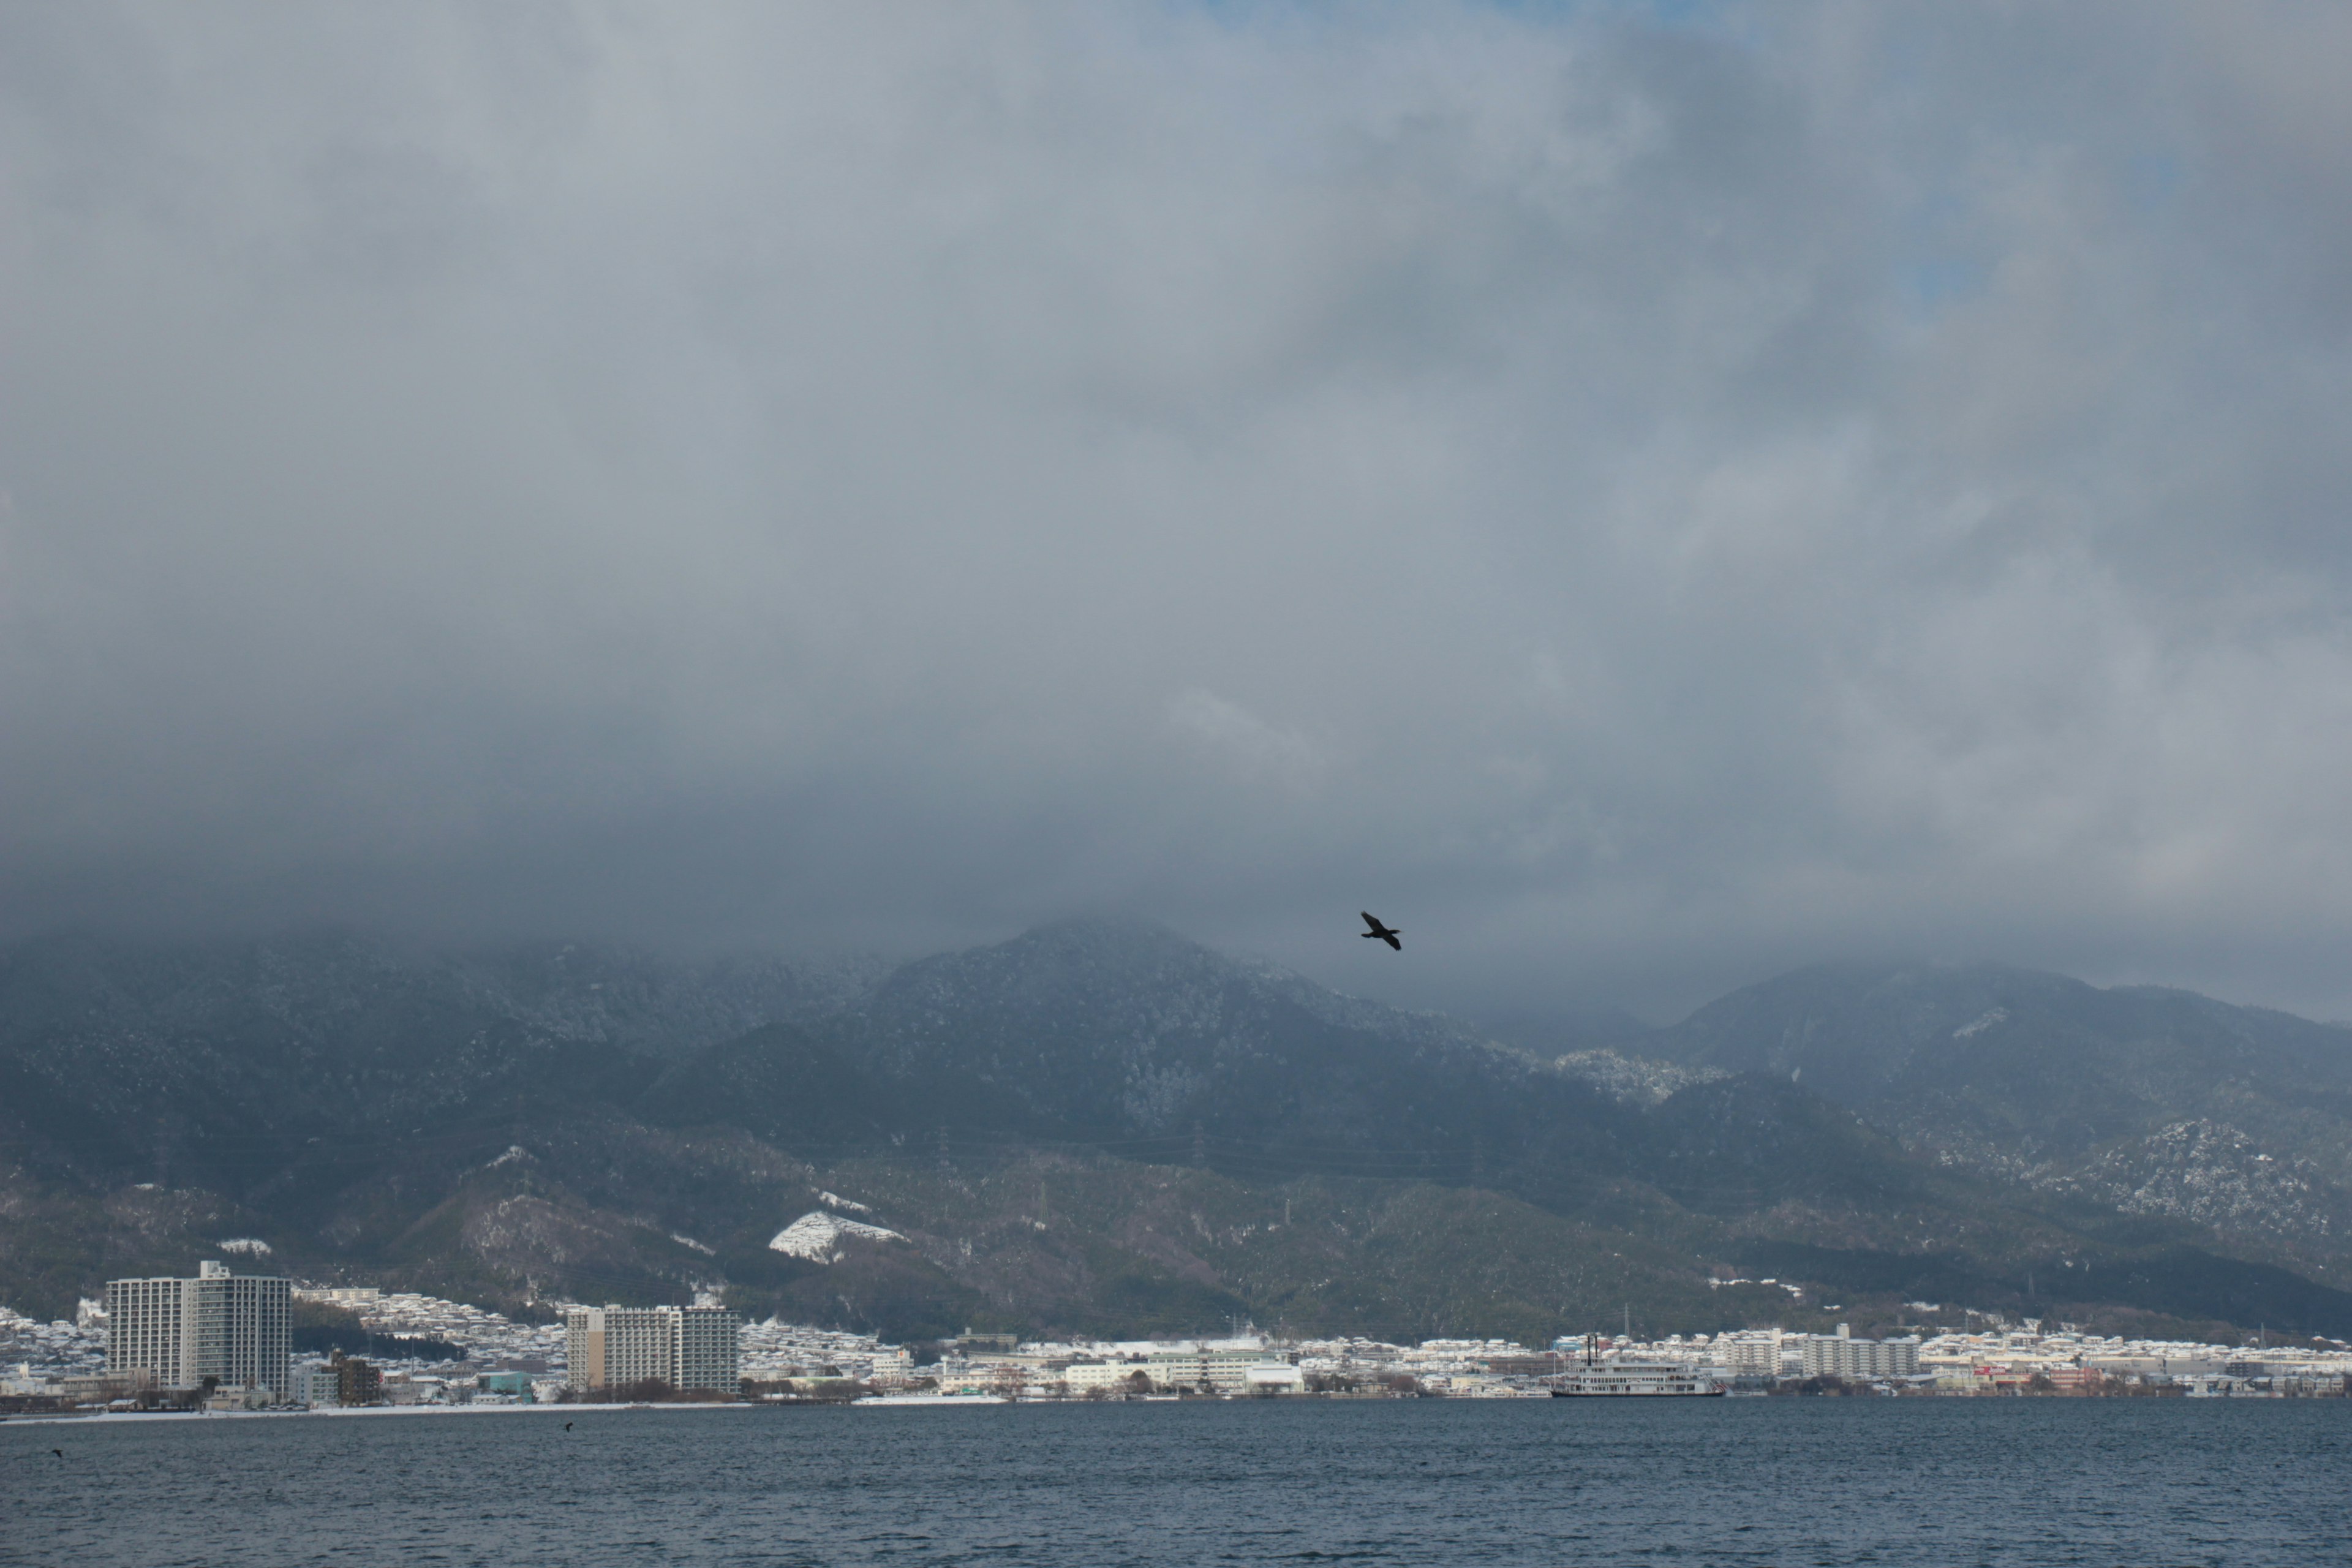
(2, 919, 2348, 1346)
(1637, 964, 2352, 1276)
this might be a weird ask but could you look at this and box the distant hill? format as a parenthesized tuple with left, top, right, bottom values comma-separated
(1468, 1003, 1656, 1059)
(2, 923, 2349, 1343)
(1643, 962, 2352, 1276)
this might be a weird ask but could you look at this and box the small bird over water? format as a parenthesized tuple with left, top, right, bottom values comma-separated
(1360, 912, 1401, 951)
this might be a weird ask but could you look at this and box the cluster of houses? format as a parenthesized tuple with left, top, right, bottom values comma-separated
(7, 1264, 2349, 1409)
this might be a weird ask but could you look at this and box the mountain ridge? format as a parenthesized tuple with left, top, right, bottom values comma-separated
(3, 922, 2350, 1341)
(1640, 959, 2352, 1276)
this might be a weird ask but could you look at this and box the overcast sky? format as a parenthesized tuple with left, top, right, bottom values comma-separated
(4, 2, 2351, 1022)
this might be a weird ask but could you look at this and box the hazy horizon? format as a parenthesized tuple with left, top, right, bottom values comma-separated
(7, 3, 2352, 1024)
(13, 911, 2351, 1040)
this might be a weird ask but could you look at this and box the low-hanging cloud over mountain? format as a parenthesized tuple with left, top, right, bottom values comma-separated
(4, 2, 2351, 1020)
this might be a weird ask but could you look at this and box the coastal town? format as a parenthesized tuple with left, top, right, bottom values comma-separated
(5, 1263, 2350, 1416)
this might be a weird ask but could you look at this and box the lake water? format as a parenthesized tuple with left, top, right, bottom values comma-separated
(5, 1399, 2347, 1566)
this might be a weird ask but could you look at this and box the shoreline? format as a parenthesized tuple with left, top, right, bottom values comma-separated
(7, 1387, 2338, 1427)
(0, 1401, 764, 1428)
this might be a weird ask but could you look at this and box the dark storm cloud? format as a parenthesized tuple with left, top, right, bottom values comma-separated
(4, 2, 2351, 1020)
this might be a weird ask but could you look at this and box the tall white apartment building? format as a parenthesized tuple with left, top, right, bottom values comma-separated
(565, 1305, 740, 1393)
(1800, 1325, 1920, 1379)
(106, 1261, 292, 1398)
(676, 1305, 741, 1392)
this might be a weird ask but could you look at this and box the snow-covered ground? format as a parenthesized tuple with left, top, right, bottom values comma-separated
(767, 1211, 905, 1262)
(324, 1289, 568, 1367)
(739, 1317, 908, 1381)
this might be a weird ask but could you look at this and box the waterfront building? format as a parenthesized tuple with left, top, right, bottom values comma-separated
(105, 1261, 291, 1400)
(59, 1370, 156, 1403)
(331, 1351, 383, 1404)
(564, 1305, 741, 1393)
(1243, 1362, 1306, 1392)
(677, 1306, 741, 1392)
(1798, 1325, 1920, 1379)
(477, 1370, 536, 1399)
(301, 1363, 342, 1407)
(605, 1309, 674, 1387)
(1065, 1361, 1153, 1394)
(1714, 1330, 1784, 1378)
(1146, 1346, 1287, 1393)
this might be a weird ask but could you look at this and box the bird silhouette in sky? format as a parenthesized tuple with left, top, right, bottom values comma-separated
(1360, 912, 1401, 951)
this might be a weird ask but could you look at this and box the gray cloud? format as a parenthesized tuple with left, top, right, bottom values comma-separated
(4, 2, 2351, 1021)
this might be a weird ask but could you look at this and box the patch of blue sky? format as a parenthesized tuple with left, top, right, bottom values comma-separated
(1900, 254, 1990, 318)
(1894, 180, 1992, 322)
(2124, 149, 2183, 213)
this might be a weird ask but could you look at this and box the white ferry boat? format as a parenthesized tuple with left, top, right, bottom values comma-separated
(1548, 1362, 1724, 1396)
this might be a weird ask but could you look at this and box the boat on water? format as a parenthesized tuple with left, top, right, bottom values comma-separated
(1547, 1333, 1724, 1396)
(1547, 1362, 1725, 1396)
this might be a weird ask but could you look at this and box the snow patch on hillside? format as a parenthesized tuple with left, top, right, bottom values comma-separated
(2050, 1120, 2343, 1240)
(769, 1212, 903, 1263)
(1553, 1049, 1725, 1106)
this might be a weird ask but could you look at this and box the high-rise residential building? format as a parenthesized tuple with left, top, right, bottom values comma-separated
(1799, 1325, 1920, 1379)
(605, 1306, 674, 1387)
(105, 1261, 292, 1400)
(564, 1305, 740, 1394)
(676, 1306, 741, 1393)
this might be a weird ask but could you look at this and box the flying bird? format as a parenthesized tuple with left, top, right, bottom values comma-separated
(52, 1449, 62, 1458)
(1360, 912, 1401, 951)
